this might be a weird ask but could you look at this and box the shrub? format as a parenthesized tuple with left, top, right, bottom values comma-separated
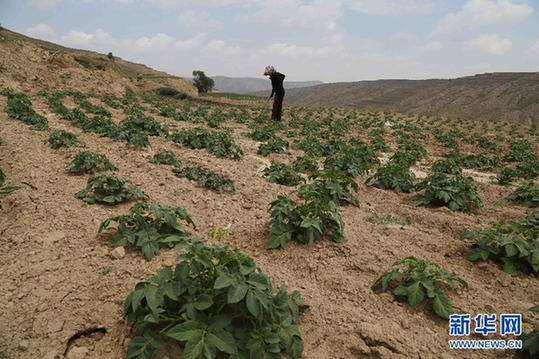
(75, 174, 148, 205)
(124, 239, 307, 359)
(262, 161, 305, 186)
(99, 202, 195, 261)
(413, 173, 483, 213)
(173, 92, 188, 100)
(373, 256, 468, 319)
(156, 87, 180, 97)
(68, 150, 117, 174)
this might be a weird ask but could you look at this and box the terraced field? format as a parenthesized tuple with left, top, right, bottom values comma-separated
(1, 89, 538, 359)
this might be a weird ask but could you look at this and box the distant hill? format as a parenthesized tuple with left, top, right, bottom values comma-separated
(267, 73, 539, 125)
(212, 76, 323, 94)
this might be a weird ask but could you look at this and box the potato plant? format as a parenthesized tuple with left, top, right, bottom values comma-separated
(47, 130, 85, 149)
(366, 159, 416, 193)
(518, 305, 539, 357)
(298, 170, 359, 207)
(504, 139, 536, 162)
(267, 191, 346, 248)
(292, 155, 319, 173)
(491, 166, 518, 186)
(75, 174, 148, 205)
(507, 181, 539, 208)
(173, 167, 235, 193)
(124, 240, 307, 359)
(99, 202, 195, 260)
(67, 150, 117, 174)
(258, 135, 290, 157)
(0, 167, 21, 209)
(148, 150, 181, 167)
(323, 141, 379, 178)
(373, 256, 468, 319)
(2, 88, 49, 131)
(169, 127, 243, 160)
(461, 212, 539, 276)
(413, 173, 483, 213)
(262, 161, 305, 186)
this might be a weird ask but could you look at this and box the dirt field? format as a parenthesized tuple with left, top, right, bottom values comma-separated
(0, 31, 538, 359)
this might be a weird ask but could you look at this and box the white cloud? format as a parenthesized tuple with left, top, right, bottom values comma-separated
(321, 21, 345, 47)
(30, 0, 64, 8)
(203, 39, 241, 55)
(173, 33, 206, 51)
(59, 28, 117, 47)
(263, 42, 339, 59)
(344, 0, 434, 15)
(134, 33, 175, 52)
(432, 0, 533, 36)
(178, 10, 223, 30)
(60, 30, 94, 46)
(531, 41, 539, 54)
(422, 41, 442, 52)
(465, 33, 512, 55)
(238, 0, 342, 29)
(26, 23, 56, 39)
(390, 31, 419, 41)
(92, 29, 117, 45)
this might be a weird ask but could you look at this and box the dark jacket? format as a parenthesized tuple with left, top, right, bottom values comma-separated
(270, 72, 286, 98)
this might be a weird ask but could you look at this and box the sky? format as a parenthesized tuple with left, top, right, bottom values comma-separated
(0, 0, 538, 83)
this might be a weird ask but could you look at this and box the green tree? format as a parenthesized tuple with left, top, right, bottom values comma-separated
(192, 70, 215, 93)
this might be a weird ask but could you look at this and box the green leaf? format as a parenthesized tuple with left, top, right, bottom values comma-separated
(502, 259, 518, 276)
(406, 281, 425, 306)
(247, 273, 270, 290)
(166, 320, 205, 342)
(432, 290, 453, 319)
(206, 329, 238, 355)
(393, 285, 408, 297)
(228, 281, 248, 303)
(214, 273, 234, 289)
(194, 293, 214, 310)
(268, 224, 292, 249)
(144, 284, 161, 313)
(299, 217, 322, 233)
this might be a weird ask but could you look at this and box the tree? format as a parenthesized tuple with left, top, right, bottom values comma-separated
(192, 70, 214, 93)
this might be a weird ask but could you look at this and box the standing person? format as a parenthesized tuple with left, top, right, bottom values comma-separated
(263, 65, 286, 121)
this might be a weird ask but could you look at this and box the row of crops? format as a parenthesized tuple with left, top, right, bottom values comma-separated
(1, 87, 538, 358)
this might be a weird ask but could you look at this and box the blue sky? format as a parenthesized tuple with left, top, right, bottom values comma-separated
(1, 0, 538, 83)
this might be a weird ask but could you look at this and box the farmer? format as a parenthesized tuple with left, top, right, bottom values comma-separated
(263, 65, 285, 121)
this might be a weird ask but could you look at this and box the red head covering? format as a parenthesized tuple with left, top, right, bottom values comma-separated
(264, 65, 276, 76)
